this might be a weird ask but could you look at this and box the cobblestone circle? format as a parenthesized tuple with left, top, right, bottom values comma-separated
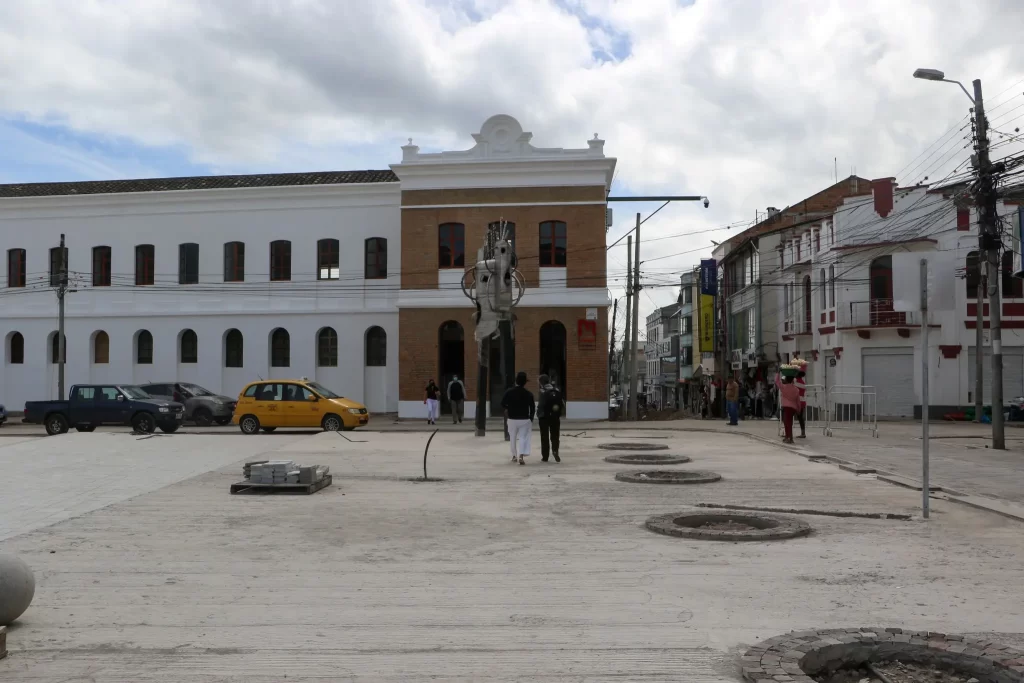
(603, 454, 692, 465)
(597, 442, 670, 451)
(645, 512, 810, 541)
(614, 470, 721, 485)
(740, 627, 1024, 683)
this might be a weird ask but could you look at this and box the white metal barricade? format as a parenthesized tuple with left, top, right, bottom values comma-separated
(824, 385, 879, 438)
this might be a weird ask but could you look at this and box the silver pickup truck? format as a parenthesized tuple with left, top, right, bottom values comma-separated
(139, 382, 236, 426)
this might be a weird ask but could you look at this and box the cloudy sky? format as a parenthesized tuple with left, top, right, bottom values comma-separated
(2, 0, 1024, 337)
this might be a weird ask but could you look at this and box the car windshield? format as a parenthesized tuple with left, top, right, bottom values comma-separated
(119, 386, 152, 400)
(181, 384, 214, 397)
(306, 381, 341, 399)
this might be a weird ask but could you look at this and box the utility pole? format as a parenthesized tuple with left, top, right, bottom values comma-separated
(57, 233, 68, 400)
(972, 78, 1005, 449)
(974, 270, 984, 422)
(608, 297, 618, 399)
(628, 213, 641, 421)
(619, 236, 633, 418)
(920, 258, 931, 518)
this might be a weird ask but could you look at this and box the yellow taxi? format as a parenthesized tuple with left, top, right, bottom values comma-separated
(233, 378, 369, 434)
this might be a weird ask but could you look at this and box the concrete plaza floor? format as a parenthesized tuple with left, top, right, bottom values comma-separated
(1, 428, 1023, 681)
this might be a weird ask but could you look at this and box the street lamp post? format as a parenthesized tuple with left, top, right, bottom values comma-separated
(913, 67, 1004, 450)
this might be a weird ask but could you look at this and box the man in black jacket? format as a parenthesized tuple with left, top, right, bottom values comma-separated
(537, 374, 565, 462)
(447, 375, 466, 424)
(500, 371, 535, 465)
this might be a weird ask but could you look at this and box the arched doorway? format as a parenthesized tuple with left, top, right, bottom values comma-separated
(540, 321, 567, 403)
(869, 255, 904, 325)
(438, 321, 464, 415)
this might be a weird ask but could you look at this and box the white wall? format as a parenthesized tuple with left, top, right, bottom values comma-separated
(0, 184, 401, 412)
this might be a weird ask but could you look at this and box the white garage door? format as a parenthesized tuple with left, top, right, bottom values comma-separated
(967, 347, 1024, 403)
(862, 347, 915, 418)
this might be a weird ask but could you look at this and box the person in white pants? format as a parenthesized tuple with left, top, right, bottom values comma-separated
(424, 379, 440, 425)
(500, 371, 536, 465)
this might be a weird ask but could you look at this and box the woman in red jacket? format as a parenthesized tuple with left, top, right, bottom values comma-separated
(775, 371, 802, 444)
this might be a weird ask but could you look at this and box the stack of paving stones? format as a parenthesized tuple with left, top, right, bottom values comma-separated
(245, 461, 328, 485)
(740, 628, 1024, 683)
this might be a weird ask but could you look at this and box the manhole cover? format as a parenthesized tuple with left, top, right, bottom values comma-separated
(603, 454, 691, 465)
(646, 512, 810, 541)
(740, 628, 1024, 683)
(598, 442, 669, 451)
(615, 470, 721, 485)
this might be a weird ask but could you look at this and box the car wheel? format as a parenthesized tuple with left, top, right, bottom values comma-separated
(239, 415, 260, 434)
(160, 424, 179, 433)
(193, 408, 213, 427)
(75, 425, 96, 433)
(321, 414, 343, 432)
(261, 427, 277, 433)
(46, 414, 69, 436)
(132, 413, 156, 434)
(214, 416, 232, 426)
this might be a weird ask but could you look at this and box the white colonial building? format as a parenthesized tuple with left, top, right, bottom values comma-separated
(776, 178, 1024, 418)
(0, 115, 616, 419)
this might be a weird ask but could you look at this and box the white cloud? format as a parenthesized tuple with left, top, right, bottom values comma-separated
(1, 0, 1023, 327)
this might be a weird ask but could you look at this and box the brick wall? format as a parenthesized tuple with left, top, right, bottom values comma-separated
(400, 186, 607, 291)
(399, 306, 608, 404)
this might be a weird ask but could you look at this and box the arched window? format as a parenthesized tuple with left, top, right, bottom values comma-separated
(364, 237, 388, 279)
(829, 264, 836, 307)
(180, 329, 198, 364)
(539, 220, 567, 266)
(317, 327, 338, 367)
(50, 332, 66, 364)
(869, 256, 893, 302)
(224, 241, 245, 282)
(271, 328, 290, 367)
(819, 268, 827, 308)
(225, 329, 244, 368)
(93, 331, 109, 364)
(365, 326, 386, 366)
(8, 332, 24, 364)
(1002, 250, 1023, 298)
(136, 330, 153, 364)
(318, 239, 340, 280)
(135, 244, 154, 285)
(270, 240, 291, 281)
(438, 223, 465, 268)
(966, 251, 980, 298)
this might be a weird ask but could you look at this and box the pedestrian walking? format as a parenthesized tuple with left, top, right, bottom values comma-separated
(424, 379, 440, 425)
(725, 376, 740, 426)
(537, 374, 565, 463)
(795, 370, 807, 438)
(447, 375, 466, 424)
(500, 371, 535, 465)
(775, 371, 801, 444)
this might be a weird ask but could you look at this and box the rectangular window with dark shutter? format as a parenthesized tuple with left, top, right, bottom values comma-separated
(135, 245, 155, 285)
(179, 244, 199, 284)
(8, 248, 26, 288)
(93, 246, 111, 286)
(270, 240, 291, 281)
(49, 246, 67, 287)
(365, 237, 387, 279)
(224, 242, 245, 282)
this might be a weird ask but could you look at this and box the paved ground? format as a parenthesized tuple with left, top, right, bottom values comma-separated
(1, 429, 1023, 681)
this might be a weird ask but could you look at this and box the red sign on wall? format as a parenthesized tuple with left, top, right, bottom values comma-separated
(578, 320, 597, 350)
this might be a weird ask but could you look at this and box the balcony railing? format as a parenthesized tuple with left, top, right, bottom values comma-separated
(784, 313, 813, 334)
(839, 299, 920, 328)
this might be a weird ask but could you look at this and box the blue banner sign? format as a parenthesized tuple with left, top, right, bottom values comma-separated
(700, 259, 717, 295)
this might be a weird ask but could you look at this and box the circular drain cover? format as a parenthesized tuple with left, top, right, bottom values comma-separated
(646, 512, 810, 541)
(598, 442, 669, 451)
(615, 470, 721, 485)
(603, 454, 691, 465)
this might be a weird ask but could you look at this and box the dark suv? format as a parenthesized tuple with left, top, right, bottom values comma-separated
(139, 383, 236, 426)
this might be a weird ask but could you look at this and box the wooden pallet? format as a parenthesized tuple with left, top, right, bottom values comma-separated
(230, 475, 332, 495)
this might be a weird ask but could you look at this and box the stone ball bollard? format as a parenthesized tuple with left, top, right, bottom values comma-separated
(0, 553, 35, 626)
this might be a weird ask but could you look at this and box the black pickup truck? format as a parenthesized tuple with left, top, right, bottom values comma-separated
(23, 384, 185, 435)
